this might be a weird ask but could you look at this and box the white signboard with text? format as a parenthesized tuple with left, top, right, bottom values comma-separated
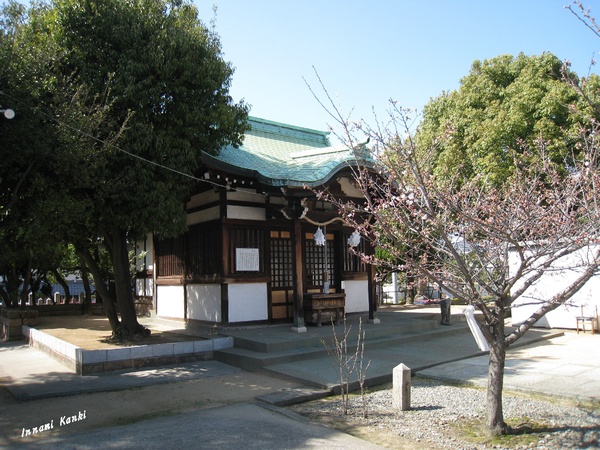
(236, 248, 260, 272)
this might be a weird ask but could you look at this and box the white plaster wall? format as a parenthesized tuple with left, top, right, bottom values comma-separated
(227, 205, 265, 221)
(156, 285, 185, 319)
(510, 245, 600, 329)
(269, 197, 285, 206)
(187, 284, 222, 322)
(227, 283, 268, 322)
(341, 280, 369, 313)
(227, 190, 265, 203)
(187, 206, 219, 226)
(186, 191, 220, 225)
(338, 176, 363, 197)
(187, 190, 219, 209)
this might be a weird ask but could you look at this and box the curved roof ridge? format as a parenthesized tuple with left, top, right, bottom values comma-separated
(202, 117, 373, 188)
(248, 117, 331, 147)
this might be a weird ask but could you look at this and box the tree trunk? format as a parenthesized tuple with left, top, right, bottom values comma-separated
(52, 269, 71, 304)
(76, 247, 120, 333)
(0, 287, 10, 307)
(19, 259, 33, 307)
(486, 310, 509, 435)
(79, 260, 93, 314)
(5, 267, 19, 308)
(406, 272, 415, 305)
(487, 342, 508, 434)
(107, 226, 149, 339)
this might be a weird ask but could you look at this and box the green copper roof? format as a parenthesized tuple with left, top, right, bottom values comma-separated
(202, 117, 369, 188)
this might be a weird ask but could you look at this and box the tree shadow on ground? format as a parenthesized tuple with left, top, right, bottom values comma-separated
(508, 422, 599, 447)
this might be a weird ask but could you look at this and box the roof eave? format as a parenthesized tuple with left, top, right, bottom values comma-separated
(201, 151, 373, 189)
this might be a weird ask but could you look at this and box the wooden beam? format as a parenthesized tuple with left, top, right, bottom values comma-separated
(221, 283, 229, 324)
(367, 242, 379, 322)
(292, 219, 306, 329)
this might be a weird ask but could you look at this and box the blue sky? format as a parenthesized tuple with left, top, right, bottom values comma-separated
(194, 1, 600, 134)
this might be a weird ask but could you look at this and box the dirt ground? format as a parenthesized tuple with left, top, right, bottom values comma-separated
(34, 314, 204, 349)
(3, 315, 417, 449)
(1, 314, 442, 449)
(1, 360, 298, 447)
(4, 315, 583, 449)
(1, 315, 300, 447)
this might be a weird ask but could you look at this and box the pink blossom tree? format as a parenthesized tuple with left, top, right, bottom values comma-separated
(312, 68, 600, 435)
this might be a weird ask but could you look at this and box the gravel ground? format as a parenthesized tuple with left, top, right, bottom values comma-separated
(291, 378, 600, 450)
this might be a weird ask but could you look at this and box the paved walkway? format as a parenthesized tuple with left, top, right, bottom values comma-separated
(420, 331, 600, 402)
(0, 341, 243, 401)
(17, 403, 385, 450)
(1, 307, 598, 404)
(2, 308, 599, 449)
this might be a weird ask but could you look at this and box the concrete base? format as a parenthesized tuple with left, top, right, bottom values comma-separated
(23, 325, 233, 375)
(290, 326, 307, 333)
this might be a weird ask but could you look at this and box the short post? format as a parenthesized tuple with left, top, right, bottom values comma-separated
(393, 363, 411, 411)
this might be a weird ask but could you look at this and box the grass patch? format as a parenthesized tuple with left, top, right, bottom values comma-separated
(575, 399, 600, 412)
(454, 416, 551, 448)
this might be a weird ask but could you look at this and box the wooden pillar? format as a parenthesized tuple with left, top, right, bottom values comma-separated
(292, 219, 306, 332)
(220, 283, 229, 324)
(220, 212, 229, 325)
(367, 242, 379, 323)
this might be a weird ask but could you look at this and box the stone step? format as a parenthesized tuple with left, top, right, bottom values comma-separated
(214, 320, 470, 374)
(227, 320, 438, 353)
(223, 311, 464, 354)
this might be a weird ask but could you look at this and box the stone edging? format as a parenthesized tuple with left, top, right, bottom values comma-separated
(22, 325, 233, 375)
(1, 309, 39, 341)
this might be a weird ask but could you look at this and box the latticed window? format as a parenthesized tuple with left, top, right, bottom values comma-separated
(155, 236, 185, 277)
(305, 234, 335, 288)
(187, 224, 220, 278)
(343, 230, 368, 273)
(270, 231, 293, 288)
(269, 230, 294, 320)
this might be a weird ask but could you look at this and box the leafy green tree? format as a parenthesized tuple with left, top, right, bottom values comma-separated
(2, 0, 249, 339)
(366, 54, 592, 307)
(48, 0, 249, 338)
(315, 45, 600, 435)
(327, 105, 600, 437)
(0, 1, 67, 307)
(416, 52, 592, 186)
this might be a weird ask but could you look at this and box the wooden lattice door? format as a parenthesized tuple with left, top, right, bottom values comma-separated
(304, 230, 335, 292)
(269, 230, 294, 321)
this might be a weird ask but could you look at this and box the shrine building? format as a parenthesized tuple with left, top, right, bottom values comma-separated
(135, 117, 377, 330)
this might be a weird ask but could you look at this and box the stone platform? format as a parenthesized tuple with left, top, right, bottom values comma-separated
(22, 319, 232, 375)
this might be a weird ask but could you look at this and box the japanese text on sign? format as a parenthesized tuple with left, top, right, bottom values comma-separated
(236, 248, 259, 271)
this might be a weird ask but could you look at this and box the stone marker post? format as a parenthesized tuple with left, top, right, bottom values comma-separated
(393, 363, 411, 410)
